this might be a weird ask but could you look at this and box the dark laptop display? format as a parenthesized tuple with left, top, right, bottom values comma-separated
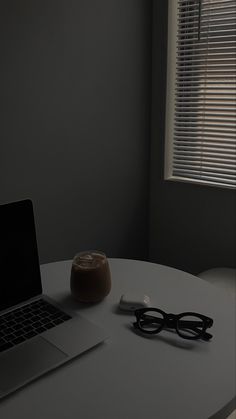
(0, 200, 42, 311)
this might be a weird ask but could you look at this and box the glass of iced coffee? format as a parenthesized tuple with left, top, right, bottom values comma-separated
(70, 251, 111, 303)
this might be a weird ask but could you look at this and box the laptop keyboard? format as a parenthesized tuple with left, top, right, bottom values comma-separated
(0, 299, 72, 353)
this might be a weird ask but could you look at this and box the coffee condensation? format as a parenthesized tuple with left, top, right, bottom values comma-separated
(70, 251, 111, 303)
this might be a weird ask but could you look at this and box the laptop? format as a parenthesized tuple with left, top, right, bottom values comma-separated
(0, 199, 107, 399)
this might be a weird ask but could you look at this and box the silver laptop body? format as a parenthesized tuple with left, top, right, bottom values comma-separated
(0, 199, 107, 399)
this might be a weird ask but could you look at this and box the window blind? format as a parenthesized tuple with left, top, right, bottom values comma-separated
(165, 0, 236, 188)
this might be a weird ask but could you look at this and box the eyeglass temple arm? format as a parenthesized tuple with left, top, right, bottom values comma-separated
(201, 331, 213, 341)
(177, 319, 213, 339)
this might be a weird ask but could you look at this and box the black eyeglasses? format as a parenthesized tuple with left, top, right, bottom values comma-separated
(134, 308, 213, 341)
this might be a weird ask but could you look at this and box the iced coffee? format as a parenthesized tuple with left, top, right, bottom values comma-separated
(70, 251, 111, 303)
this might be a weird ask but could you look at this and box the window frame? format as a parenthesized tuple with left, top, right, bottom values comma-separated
(164, 0, 236, 190)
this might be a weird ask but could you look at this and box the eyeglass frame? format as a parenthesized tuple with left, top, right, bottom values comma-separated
(133, 308, 213, 341)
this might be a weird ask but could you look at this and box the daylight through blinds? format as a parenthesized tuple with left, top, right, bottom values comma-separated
(172, 0, 236, 188)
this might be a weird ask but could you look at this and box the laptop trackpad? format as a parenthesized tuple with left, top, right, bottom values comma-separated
(0, 337, 67, 395)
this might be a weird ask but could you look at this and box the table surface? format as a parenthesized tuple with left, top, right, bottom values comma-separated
(0, 258, 235, 419)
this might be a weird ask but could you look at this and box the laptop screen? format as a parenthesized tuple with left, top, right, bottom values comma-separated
(0, 199, 42, 311)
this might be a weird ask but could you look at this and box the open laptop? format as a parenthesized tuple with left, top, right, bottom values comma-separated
(0, 199, 107, 399)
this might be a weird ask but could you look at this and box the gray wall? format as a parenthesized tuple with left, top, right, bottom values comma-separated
(149, 1, 236, 275)
(0, 0, 152, 263)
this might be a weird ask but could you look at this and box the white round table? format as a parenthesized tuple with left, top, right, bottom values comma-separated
(0, 259, 235, 419)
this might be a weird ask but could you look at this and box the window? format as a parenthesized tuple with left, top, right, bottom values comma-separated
(165, 0, 236, 189)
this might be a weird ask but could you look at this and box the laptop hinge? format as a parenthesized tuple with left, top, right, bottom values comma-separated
(0, 293, 43, 316)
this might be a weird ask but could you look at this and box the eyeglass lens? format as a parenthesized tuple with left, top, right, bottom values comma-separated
(177, 315, 204, 338)
(138, 310, 164, 332)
